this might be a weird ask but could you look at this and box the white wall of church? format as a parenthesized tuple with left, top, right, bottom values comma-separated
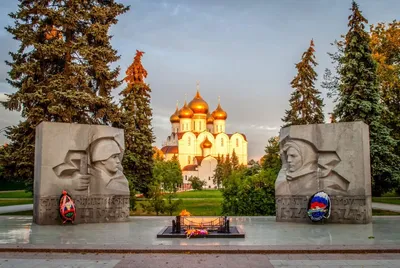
(197, 156, 218, 189)
(213, 119, 226, 133)
(178, 132, 197, 167)
(214, 133, 230, 156)
(180, 118, 192, 132)
(229, 133, 248, 165)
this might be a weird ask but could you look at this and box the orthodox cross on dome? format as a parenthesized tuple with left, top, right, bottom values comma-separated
(218, 96, 221, 104)
(196, 81, 200, 91)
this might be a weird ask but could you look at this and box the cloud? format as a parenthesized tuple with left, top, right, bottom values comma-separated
(171, 4, 180, 16)
(0, 93, 9, 102)
(249, 124, 279, 131)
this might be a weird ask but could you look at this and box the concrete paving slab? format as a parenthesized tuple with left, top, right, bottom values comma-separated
(0, 216, 399, 254)
(0, 204, 33, 214)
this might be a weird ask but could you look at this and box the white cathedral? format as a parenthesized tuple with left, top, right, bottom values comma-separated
(161, 83, 248, 190)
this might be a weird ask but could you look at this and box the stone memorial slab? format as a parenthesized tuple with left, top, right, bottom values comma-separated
(275, 121, 372, 223)
(33, 122, 130, 225)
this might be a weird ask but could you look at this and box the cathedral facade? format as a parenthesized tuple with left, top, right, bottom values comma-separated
(161, 84, 248, 189)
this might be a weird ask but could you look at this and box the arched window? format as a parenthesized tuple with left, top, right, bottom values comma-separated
(188, 156, 191, 164)
(221, 138, 224, 146)
(199, 121, 201, 131)
(236, 138, 239, 147)
(188, 137, 191, 146)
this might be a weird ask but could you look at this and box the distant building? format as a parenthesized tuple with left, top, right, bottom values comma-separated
(161, 83, 248, 190)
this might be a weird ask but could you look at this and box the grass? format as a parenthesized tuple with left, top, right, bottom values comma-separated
(372, 197, 400, 205)
(0, 190, 32, 199)
(0, 210, 33, 216)
(175, 190, 223, 199)
(372, 209, 400, 216)
(0, 199, 33, 207)
(133, 198, 222, 216)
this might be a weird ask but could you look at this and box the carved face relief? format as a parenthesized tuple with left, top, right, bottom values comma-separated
(282, 139, 318, 180)
(100, 153, 120, 174)
(286, 147, 302, 172)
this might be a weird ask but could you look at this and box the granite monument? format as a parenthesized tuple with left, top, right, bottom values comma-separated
(275, 121, 372, 224)
(34, 122, 130, 225)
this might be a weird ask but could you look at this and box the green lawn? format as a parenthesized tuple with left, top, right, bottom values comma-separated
(175, 190, 222, 199)
(0, 210, 33, 216)
(372, 197, 400, 205)
(0, 199, 33, 207)
(372, 209, 400, 216)
(133, 198, 222, 216)
(0, 190, 32, 199)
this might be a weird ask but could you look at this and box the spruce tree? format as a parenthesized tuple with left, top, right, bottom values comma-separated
(282, 39, 324, 126)
(119, 50, 155, 196)
(231, 149, 239, 170)
(324, 1, 399, 195)
(2, 0, 129, 192)
(213, 155, 224, 189)
(223, 154, 232, 179)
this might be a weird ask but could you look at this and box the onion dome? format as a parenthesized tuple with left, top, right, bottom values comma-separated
(211, 97, 227, 120)
(170, 103, 180, 123)
(188, 83, 209, 114)
(206, 112, 214, 124)
(201, 136, 212, 149)
(178, 101, 194, 118)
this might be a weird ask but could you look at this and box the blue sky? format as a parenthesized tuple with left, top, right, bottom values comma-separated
(0, 0, 399, 160)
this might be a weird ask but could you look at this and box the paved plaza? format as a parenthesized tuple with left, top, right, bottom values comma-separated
(1, 252, 400, 268)
(1, 216, 400, 267)
(1, 216, 400, 250)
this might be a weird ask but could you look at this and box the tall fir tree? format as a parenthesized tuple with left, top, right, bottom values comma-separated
(1, 0, 129, 192)
(323, 1, 399, 195)
(223, 154, 232, 179)
(282, 39, 324, 126)
(213, 154, 224, 189)
(231, 149, 239, 170)
(119, 50, 155, 196)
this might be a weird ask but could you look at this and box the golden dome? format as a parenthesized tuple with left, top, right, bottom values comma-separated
(178, 101, 194, 119)
(201, 136, 212, 149)
(188, 90, 209, 114)
(206, 112, 214, 124)
(170, 104, 180, 123)
(212, 100, 227, 120)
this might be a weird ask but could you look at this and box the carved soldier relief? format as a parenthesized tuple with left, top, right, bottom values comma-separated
(276, 139, 349, 196)
(275, 122, 372, 224)
(53, 137, 129, 196)
(34, 122, 130, 224)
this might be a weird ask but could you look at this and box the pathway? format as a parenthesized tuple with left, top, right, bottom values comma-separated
(1, 252, 400, 268)
(372, 202, 400, 213)
(0, 204, 33, 214)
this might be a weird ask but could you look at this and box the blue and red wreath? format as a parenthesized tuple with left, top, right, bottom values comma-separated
(307, 191, 331, 222)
